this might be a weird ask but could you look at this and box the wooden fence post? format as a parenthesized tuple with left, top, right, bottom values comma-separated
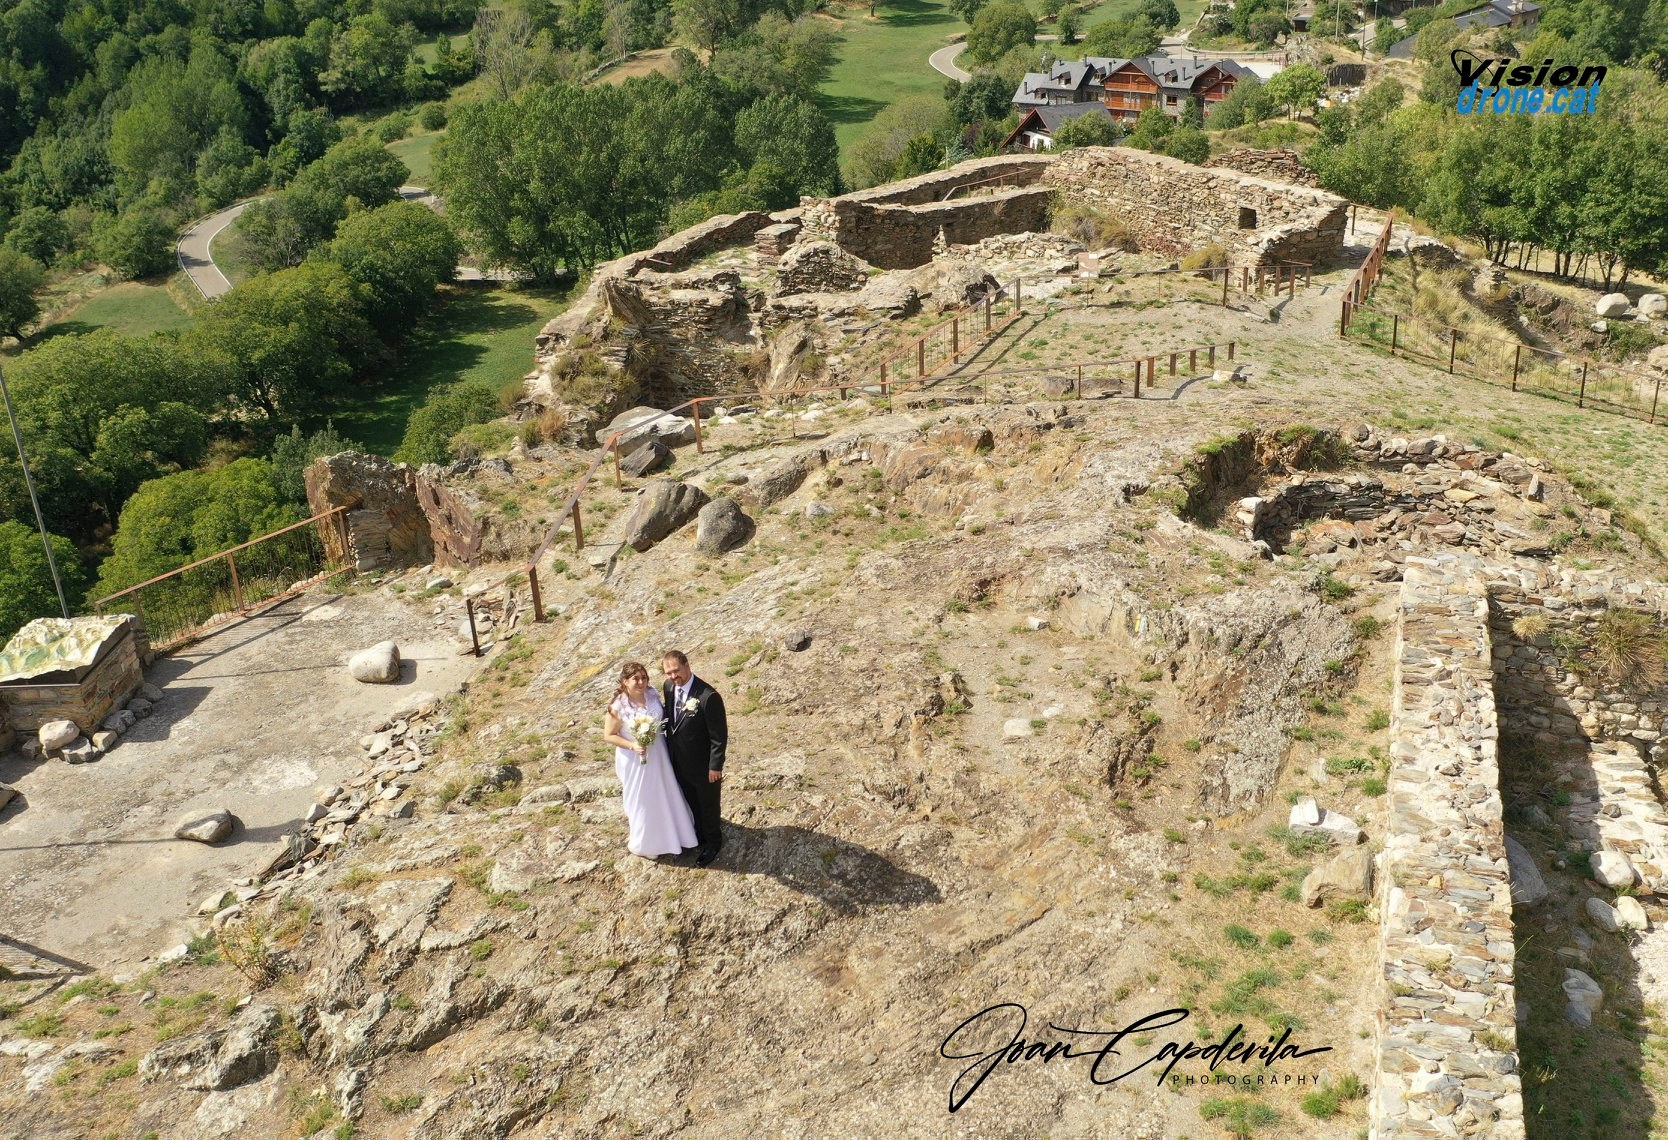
(465, 597, 482, 657)
(985, 296, 992, 333)
(1221, 269, 1229, 307)
(1512, 343, 1521, 391)
(917, 338, 925, 377)
(1208, 345, 1216, 369)
(1448, 332, 1458, 374)
(1169, 352, 1177, 376)
(228, 552, 244, 611)
(529, 566, 544, 623)
(572, 501, 584, 553)
(1228, 342, 1236, 361)
(613, 443, 622, 486)
(952, 316, 959, 358)
(1579, 361, 1588, 407)
(692, 401, 704, 453)
(1652, 376, 1662, 424)
(1391, 314, 1399, 356)
(1190, 348, 1198, 371)
(881, 361, 889, 397)
(1133, 359, 1142, 399)
(1076, 364, 1082, 399)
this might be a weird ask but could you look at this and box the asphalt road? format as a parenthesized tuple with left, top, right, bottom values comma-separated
(176, 185, 512, 299)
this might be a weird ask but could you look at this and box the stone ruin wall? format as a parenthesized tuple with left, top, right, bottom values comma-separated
(1376, 552, 1523, 1139)
(799, 188, 1055, 270)
(1486, 569, 1668, 894)
(1042, 146, 1347, 267)
(1375, 554, 1668, 1136)
(1202, 147, 1320, 188)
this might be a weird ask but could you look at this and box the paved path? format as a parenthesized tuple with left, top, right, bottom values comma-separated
(0, 590, 485, 972)
(176, 184, 518, 299)
(929, 41, 970, 81)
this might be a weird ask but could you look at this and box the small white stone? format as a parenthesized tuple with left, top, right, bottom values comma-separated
(1615, 895, 1650, 931)
(1002, 718, 1034, 739)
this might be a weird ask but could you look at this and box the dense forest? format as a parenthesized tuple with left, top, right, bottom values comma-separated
(0, 0, 850, 644)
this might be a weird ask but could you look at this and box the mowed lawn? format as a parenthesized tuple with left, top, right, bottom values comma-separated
(818, 0, 964, 153)
(323, 282, 572, 455)
(6, 277, 197, 355)
(1069, 0, 1210, 33)
(388, 130, 443, 184)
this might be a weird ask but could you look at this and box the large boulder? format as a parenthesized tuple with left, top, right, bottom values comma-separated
(1506, 836, 1549, 907)
(775, 240, 869, 296)
(175, 809, 235, 844)
(1640, 293, 1667, 318)
(695, 497, 753, 555)
(904, 260, 1001, 312)
(854, 275, 921, 319)
(620, 438, 672, 477)
(1300, 847, 1375, 907)
(595, 407, 698, 450)
(624, 480, 710, 552)
(38, 720, 79, 753)
(1651, 344, 1668, 373)
(348, 641, 401, 684)
(1595, 293, 1632, 317)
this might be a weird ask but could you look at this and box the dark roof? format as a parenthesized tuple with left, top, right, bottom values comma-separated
(1032, 103, 1116, 131)
(1011, 54, 1253, 108)
(1454, 0, 1541, 27)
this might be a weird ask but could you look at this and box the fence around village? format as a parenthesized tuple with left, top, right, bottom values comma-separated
(93, 505, 352, 652)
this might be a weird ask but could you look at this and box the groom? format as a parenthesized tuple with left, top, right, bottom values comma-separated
(661, 650, 727, 866)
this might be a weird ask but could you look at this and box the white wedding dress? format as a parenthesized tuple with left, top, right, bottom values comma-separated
(611, 690, 698, 858)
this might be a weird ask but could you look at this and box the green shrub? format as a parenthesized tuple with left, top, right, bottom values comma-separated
(396, 383, 502, 465)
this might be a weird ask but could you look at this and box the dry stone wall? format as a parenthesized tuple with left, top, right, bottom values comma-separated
(1202, 148, 1320, 187)
(1043, 147, 1347, 267)
(1376, 552, 1524, 1138)
(798, 186, 1056, 271)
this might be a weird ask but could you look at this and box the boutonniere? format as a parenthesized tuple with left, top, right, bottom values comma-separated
(682, 697, 701, 715)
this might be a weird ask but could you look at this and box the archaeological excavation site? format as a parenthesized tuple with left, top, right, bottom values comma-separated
(7, 145, 1668, 1140)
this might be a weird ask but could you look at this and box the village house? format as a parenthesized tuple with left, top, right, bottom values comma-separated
(1011, 54, 1253, 124)
(1000, 102, 1119, 151)
(1453, 0, 1541, 31)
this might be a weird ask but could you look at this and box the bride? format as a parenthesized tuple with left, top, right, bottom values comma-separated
(602, 662, 697, 858)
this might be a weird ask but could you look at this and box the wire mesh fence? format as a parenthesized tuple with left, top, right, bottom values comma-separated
(1346, 307, 1667, 426)
(94, 508, 349, 651)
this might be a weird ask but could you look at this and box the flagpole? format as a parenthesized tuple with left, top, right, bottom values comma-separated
(0, 361, 69, 619)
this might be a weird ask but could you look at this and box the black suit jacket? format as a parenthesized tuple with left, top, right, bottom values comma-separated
(662, 675, 728, 772)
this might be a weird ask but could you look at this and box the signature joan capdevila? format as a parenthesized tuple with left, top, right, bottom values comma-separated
(938, 1003, 1333, 1112)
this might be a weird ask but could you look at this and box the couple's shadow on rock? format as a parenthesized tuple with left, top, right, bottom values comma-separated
(692, 823, 941, 914)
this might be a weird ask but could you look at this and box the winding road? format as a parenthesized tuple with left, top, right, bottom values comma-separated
(175, 184, 509, 300)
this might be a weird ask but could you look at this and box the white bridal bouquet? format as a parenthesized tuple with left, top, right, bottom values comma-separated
(627, 712, 660, 764)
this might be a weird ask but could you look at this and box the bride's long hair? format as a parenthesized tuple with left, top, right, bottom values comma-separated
(612, 661, 650, 709)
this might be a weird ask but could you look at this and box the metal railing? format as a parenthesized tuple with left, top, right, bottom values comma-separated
(93, 504, 353, 652)
(1344, 306, 1668, 427)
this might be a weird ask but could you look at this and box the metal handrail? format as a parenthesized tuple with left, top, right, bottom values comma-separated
(93, 503, 354, 608)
